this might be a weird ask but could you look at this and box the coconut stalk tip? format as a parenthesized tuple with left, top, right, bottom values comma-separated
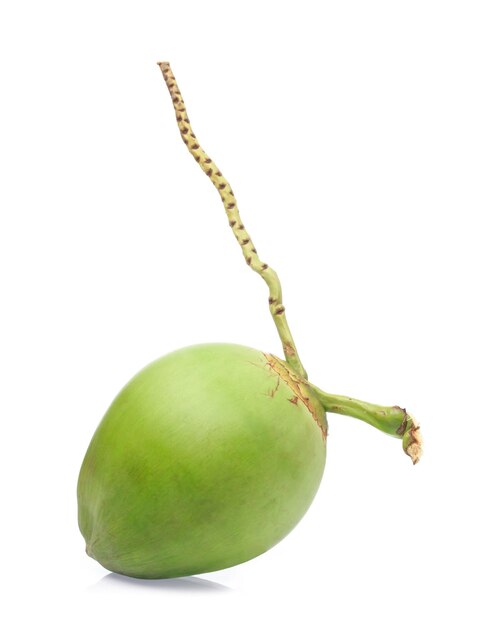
(404, 420, 423, 464)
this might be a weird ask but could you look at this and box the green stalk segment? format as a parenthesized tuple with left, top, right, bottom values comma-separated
(312, 386, 422, 464)
(158, 62, 307, 380)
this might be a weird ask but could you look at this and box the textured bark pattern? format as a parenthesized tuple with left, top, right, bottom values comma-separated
(264, 353, 328, 439)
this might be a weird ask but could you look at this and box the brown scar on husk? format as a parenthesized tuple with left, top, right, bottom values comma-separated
(265, 376, 281, 398)
(263, 353, 327, 439)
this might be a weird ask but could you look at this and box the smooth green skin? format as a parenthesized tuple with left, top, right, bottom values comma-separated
(77, 343, 326, 578)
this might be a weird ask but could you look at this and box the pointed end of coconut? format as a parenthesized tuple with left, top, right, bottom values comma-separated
(85, 541, 97, 558)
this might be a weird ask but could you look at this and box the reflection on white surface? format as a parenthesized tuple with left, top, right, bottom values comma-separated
(89, 572, 232, 593)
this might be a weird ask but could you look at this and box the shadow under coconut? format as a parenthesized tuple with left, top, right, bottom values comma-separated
(90, 572, 232, 593)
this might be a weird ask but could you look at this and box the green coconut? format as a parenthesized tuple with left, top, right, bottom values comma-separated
(77, 62, 422, 580)
(78, 344, 326, 578)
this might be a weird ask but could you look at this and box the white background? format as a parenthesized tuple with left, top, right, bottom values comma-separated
(1, 1, 476, 624)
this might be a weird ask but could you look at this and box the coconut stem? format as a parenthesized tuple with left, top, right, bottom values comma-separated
(311, 386, 422, 464)
(157, 62, 307, 380)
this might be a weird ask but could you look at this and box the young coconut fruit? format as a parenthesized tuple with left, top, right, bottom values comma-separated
(77, 63, 422, 579)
